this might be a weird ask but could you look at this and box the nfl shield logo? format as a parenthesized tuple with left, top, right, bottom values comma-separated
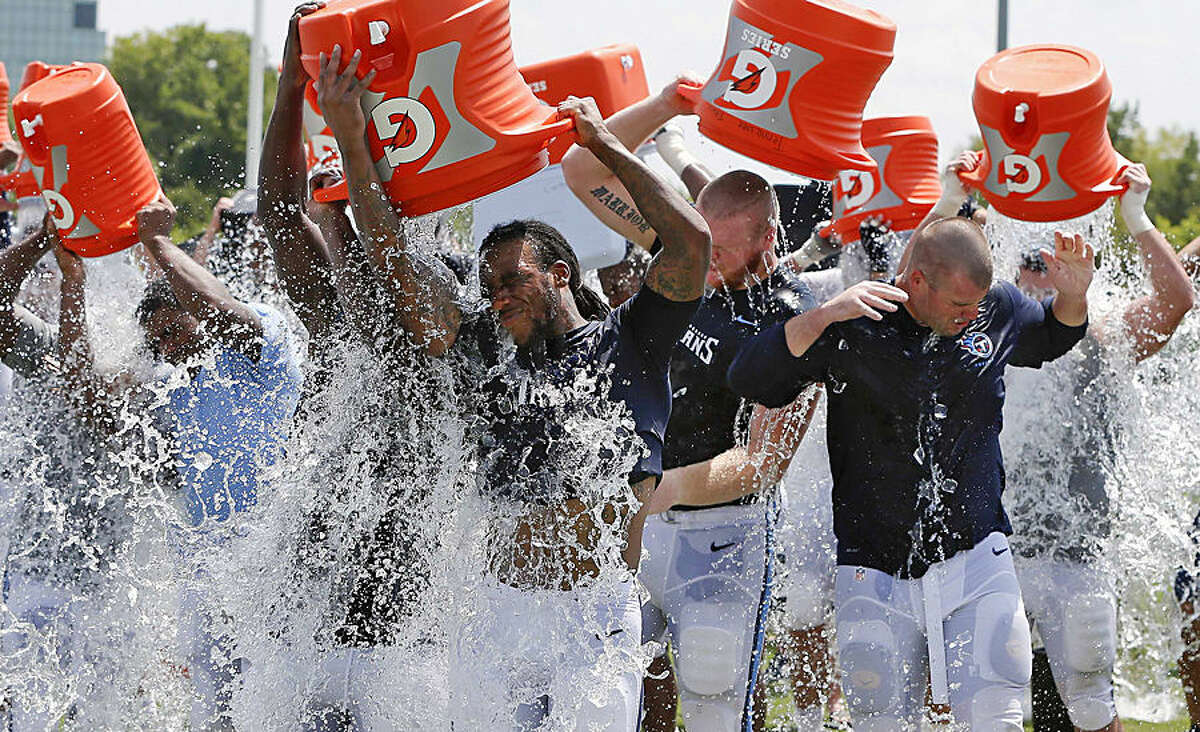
(855, 568, 865, 582)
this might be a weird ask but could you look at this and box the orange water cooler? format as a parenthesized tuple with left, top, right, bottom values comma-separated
(519, 44, 649, 165)
(829, 116, 941, 244)
(299, 0, 575, 216)
(13, 63, 162, 257)
(959, 44, 1127, 222)
(680, 0, 895, 181)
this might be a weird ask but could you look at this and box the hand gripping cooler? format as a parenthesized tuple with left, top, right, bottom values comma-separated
(959, 44, 1129, 223)
(519, 44, 650, 165)
(12, 63, 161, 257)
(678, 0, 895, 181)
(298, 0, 575, 216)
(828, 116, 941, 244)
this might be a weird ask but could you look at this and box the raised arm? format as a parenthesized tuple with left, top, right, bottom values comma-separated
(307, 171, 400, 346)
(0, 214, 54, 306)
(561, 78, 703, 250)
(1108, 164, 1195, 361)
(137, 198, 265, 360)
(258, 2, 341, 342)
(0, 215, 56, 361)
(560, 96, 710, 302)
(1038, 230, 1093, 328)
(52, 244, 110, 431)
(316, 46, 462, 356)
(649, 387, 822, 512)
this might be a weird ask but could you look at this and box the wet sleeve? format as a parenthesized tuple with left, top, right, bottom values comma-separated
(618, 284, 700, 371)
(0, 305, 59, 378)
(727, 321, 831, 408)
(1005, 282, 1088, 368)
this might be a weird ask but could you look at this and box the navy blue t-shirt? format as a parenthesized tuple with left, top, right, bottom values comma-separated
(664, 268, 815, 508)
(728, 281, 1087, 578)
(457, 284, 700, 503)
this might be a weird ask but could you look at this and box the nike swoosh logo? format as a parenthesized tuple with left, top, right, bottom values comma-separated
(992, 547, 1009, 556)
(731, 315, 757, 327)
(711, 541, 737, 552)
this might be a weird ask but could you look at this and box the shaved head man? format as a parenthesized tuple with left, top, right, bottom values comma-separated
(729, 197, 1096, 729)
(898, 217, 994, 337)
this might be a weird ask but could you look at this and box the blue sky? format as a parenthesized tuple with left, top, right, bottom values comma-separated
(97, 0, 1199, 183)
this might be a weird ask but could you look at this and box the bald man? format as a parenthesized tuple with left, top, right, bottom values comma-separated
(728, 218, 1095, 730)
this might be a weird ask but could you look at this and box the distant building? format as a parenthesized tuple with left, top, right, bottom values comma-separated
(1, 0, 106, 95)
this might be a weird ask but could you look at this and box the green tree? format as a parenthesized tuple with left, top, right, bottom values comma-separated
(108, 25, 277, 236)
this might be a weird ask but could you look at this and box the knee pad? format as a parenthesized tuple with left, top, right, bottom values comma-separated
(782, 571, 831, 629)
(678, 698, 739, 732)
(1066, 697, 1116, 732)
(675, 624, 742, 697)
(836, 620, 897, 714)
(974, 593, 1033, 686)
(1063, 594, 1116, 674)
(969, 687, 1024, 731)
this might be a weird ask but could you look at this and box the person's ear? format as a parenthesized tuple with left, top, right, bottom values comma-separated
(549, 260, 571, 288)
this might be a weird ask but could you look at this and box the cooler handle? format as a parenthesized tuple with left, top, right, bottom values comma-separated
(955, 150, 988, 189)
(1091, 154, 1133, 195)
(675, 80, 703, 112)
(314, 180, 349, 204)
(506, 110, 576, 147)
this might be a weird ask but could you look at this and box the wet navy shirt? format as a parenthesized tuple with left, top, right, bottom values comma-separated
(456, 284, 700, 501)
(728, 281, 1087, 578)
(664, 268, 815, 507)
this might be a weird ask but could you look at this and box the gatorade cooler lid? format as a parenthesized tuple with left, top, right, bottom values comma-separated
(20, 65, 103, 104)
(974, 44, 1110, 116)
(979, 45, 1103, 94)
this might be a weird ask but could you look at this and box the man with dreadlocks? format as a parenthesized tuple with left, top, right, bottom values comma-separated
(317, 47, 710, 729)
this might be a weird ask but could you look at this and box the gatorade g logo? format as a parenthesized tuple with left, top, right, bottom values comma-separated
(832, 144, 903, 219)
(43, 190, 74, 230)
(31, 144, 100, 239)
(362, 41, 495, 182)
(980, 125, 1075, 202)
(999, 153, 1041, 194)
(700, 16, 823, 139)
(720, 49, 783, 111)
(372, 97, 438, 166)
(308, 133, 340, 167)
(836, 169, 876, 213)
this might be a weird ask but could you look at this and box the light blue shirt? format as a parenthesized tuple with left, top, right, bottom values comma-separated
(168, 304, 303, 526)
